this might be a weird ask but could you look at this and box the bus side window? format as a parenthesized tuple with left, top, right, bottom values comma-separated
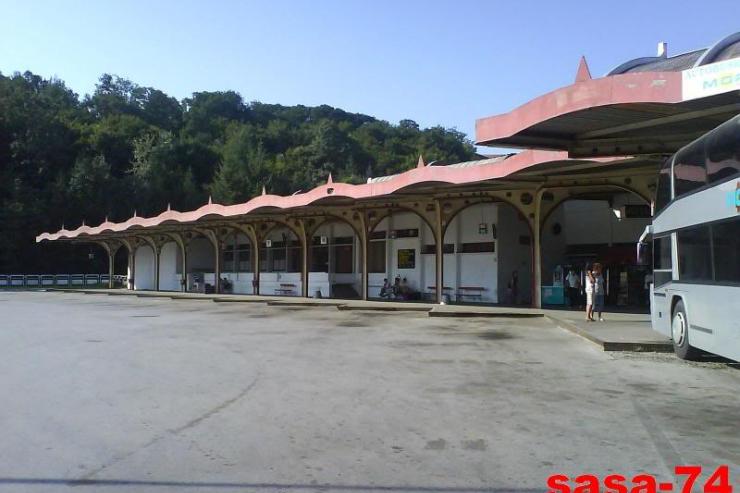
(705, 117, 740, 185)
(653, 236, 672, 286)
(712, 219, 740, 283)
(674, 140, 707, 198)
(654, 158, 672, 214)
(677, 225, 712, 282)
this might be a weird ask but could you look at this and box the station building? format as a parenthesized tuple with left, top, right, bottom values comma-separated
(37, 32, 740, 308)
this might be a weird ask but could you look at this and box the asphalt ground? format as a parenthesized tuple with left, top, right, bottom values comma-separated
(0, 291, 738, 492)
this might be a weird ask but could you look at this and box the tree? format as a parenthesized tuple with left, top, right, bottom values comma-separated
(210, 125, 270, 204)
(0, 69, 476, 273)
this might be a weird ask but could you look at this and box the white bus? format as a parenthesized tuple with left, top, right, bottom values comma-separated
(648, 114, 740, 361)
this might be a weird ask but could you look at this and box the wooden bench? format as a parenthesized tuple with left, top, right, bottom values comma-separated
(457, 286, 486, 302)
(275, 283, 297, 295)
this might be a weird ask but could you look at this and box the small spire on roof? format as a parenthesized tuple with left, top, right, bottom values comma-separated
(104, 215, 108, 223)
(81, 219, 86, 226)
(133, 209, 138, 217)
(657, 41, 668, 58)
(417, 155, 426, 169)
(262, 186, 267, 196)
(61, 222, 65, 230)
(327, 173, 333, 184)
(166, 203, 171, 211)
(575, 56, 592, 83)
(207, 195, 213, 205)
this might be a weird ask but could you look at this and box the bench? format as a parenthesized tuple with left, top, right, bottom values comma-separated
(426, 286, 453, 301)
(457, 286, 486, 302)
(275, 283, 297, 295)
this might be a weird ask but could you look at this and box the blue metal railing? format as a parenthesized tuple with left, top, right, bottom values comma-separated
(0, 274, 128, 287)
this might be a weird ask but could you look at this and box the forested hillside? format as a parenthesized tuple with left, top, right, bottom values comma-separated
(0, 71, 475, 273)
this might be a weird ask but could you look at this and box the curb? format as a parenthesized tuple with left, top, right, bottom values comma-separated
(546, 315, 673, 353)
(212, 297, 269, 303)
(267, 301, 344, 308)
(336, 304, 431, 312)
(429, 309, 544, 318)
(167, 296, 214, 301)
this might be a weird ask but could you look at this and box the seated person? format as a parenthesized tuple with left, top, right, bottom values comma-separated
(379, 278, 391, 298)
(398, 277, 420, 300)
(400, 278, 410, 298)
(392, 276, 402, 298)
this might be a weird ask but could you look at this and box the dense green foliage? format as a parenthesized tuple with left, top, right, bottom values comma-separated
(0, 71, 475, 273)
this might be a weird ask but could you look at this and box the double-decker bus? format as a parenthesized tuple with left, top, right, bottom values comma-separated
(648, 114, 740, 361)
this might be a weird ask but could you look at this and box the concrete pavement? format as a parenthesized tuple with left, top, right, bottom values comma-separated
(0, 291, 738, 492)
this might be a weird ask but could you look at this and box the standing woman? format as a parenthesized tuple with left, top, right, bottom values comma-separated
(592, 263, 605, 322)
(584, 265, 595, 321)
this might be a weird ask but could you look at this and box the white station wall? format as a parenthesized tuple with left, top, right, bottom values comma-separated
(368, 204, 502, 303)
(134, 245, 156, 290)
(308, 222, 361, 298)
(444, 203, 499, 303)
(563, 198, 648, 245)
(159, 242, 180, 291)
(221, 233, 254, 294)
(497, 205, 532, 305)
(260, 227, 301, 296)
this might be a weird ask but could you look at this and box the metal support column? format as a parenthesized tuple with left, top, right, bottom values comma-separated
(359, 216, 369, 301)
(127, 248, 136, 290)
(533, 188, 544, 309)
(435, 201, 444, 304)
(301, 229, 309, 298)
(213, 238, 222, 294)
(181, 242, 188, 292)
(153, 246, 161, 291)
(108, 250, 115, 289)
(252, 237, 260, 295)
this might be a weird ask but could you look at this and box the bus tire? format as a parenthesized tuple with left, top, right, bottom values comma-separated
(671, 300, 701, 360)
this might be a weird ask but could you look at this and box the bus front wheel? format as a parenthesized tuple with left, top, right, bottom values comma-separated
(672, 300, 701, 360)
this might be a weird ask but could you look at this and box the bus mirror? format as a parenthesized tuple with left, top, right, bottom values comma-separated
(636, 242, 650, 266)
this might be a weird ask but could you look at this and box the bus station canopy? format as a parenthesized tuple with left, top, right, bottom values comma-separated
(476, 32, 740, 158)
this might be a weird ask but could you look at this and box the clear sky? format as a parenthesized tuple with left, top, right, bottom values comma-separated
(1, 0, 737, 147)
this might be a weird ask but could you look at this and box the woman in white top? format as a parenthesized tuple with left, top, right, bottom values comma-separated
(592, 263, 605, 321)
(585, 267, 595, 322)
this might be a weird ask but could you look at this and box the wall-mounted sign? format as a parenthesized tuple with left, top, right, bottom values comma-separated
(320, 236, 328, 245)
(725, 181, 740, 212)
(265, 239, 272, 248)
(478, 223, 488, 235)
(682, 57, 740, 101)
(397, 248, 416, 269)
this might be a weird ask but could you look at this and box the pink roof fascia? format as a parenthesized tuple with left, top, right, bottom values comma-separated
(37, 149, 614, 242)
(475, 71, 683, 145)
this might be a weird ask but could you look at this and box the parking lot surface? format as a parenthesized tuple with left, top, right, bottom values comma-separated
(0, 291, 738, 492)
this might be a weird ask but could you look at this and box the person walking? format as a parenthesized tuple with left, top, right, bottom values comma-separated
(566, 269, 580, 308)
(592, 263, 606, 321)
(507, 270, 519, 305)
(584, 266, 595, 321)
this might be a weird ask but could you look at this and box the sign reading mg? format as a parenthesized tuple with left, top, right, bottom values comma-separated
(682, 58, 740, 100)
